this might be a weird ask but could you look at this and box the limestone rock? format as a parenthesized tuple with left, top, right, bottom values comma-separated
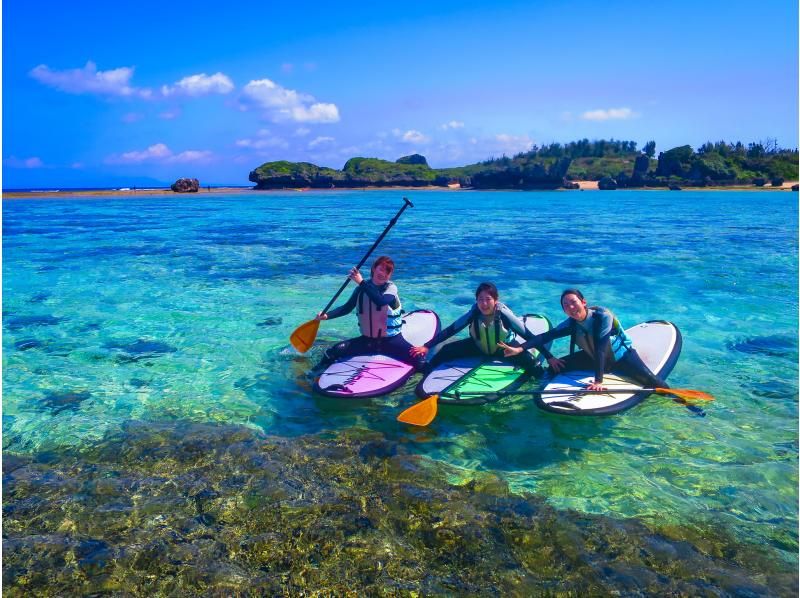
(171, 178, 200, 193)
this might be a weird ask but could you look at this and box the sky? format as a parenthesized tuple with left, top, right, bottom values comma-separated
(3, 0, 798, 188)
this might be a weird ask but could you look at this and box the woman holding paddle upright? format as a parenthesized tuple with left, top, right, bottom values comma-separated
(410, 282, 542, 373)
(500, 288, 669, 391)
(315, 256, 423, 369)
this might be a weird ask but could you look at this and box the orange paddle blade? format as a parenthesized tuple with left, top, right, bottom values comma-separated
(289, 319, 320, 353)
(397, 395, 439, 426)
(654, 388, 714, 402)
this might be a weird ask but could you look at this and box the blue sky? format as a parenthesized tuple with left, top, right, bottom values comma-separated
(3, 0, 798, 187)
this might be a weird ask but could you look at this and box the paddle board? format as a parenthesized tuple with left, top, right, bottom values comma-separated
(314, 309, 440, 398)
(535, 320, 682, 415)
(416, 313, 552, 405)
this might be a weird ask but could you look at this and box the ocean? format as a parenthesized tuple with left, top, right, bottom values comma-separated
(3, 189, 798, 594)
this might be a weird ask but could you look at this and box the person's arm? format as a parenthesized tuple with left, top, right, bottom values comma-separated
(424, 306, 475, 348)
(519, 319, 572, 358)
(359, 281, 400, 309)
(591, 310, 615, 384)
(320, 287, 359, 320)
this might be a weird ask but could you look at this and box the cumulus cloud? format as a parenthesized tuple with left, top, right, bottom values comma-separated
(308, 136, 334, 148)
(241, 78, 340, 123)
(106, 143, 212, 164)
(440, 120, 465, 130)
(581, 107, 637, 121)
(493, 133, 534, 154)
(393, 129, 430, 144)
(235, 136, 289, 150)
(30, 61, 152, 98)
(4, 156, 44, 168)
(161, 72, 234, 97)
(295, 127, 311, 137)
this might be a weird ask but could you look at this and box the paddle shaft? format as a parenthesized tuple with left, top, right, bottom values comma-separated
(452, 387, 669, 396)
(319, 197, 413, 316)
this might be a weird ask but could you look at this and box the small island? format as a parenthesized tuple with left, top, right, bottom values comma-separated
(249, 139, 798, 190)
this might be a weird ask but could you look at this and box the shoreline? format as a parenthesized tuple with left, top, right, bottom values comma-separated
(2, 181, 797, 199)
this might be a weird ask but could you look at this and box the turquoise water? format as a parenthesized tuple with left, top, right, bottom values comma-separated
(3, 190, 798, 564)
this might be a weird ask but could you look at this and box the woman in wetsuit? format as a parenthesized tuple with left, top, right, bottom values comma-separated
(410, 282, 542, 373)
(501, 288, 668, 391)
(315, 256, 423, 368)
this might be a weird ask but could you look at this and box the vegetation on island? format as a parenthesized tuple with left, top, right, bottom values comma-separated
(248, 139, 798, 190)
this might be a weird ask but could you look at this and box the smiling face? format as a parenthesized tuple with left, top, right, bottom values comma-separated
(561, 292, 588, 321)
(476, 290, 498, 316)
(370, 262, 392, 285)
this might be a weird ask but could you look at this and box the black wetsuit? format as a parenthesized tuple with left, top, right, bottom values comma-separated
(424, 302, 542, 374)
(317, 280, 422, 369)
(521, 307, 668, 388)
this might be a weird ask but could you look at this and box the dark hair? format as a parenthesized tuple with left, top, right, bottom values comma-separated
(560, 288, 585, 304)
(372, 256, 394, 274)
(475, 282, 499, 300)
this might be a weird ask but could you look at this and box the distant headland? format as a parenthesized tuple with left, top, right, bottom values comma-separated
(249, 139, 799, 191)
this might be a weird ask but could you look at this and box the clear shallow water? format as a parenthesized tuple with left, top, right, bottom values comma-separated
(3, 190, 798, 563)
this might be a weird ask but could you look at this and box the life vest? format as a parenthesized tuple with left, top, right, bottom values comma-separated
(469, 307, 512, 355)
(570, 307, 632, 362)
(356, 285, 403, 338)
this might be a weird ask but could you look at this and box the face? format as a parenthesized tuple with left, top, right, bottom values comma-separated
(476, 290, 498, 316)
(371, 263, 392, 284)
(561, 293, 588, 321)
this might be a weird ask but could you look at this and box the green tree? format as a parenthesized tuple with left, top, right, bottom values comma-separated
(643, 140, 656, 158)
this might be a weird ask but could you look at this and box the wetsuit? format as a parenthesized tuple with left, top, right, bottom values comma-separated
(423, 302, 542, 374)
(318, 280, 423, 369)
(521, 306, 668, 388)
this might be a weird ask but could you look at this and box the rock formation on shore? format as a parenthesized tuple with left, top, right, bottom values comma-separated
(171, 178, 200, 193)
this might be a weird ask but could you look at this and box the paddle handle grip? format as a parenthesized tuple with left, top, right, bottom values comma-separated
(319, 197, 413, 315)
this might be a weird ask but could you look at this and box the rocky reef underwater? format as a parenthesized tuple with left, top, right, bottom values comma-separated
(3, 421, 797, 596)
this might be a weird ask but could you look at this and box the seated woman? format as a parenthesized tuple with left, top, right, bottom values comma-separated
(315, 256, 423, 369)
(410, 282, 541, 373)
(501, 288, 668, 391)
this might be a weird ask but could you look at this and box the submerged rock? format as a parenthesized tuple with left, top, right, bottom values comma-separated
(727, 334, 797, 358)
(2, 421, 795, 596)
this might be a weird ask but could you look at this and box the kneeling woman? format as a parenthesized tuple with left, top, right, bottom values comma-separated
(315, 256, 423, 369)
(503, 288, 668, 391)
(410, 282, 541, 373)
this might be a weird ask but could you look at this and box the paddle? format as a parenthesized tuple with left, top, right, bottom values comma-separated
(289, 197, 414, 353)
(397, 386, 712, 427)
(450, 387, 714, 402)
(397, 394, 438, 426)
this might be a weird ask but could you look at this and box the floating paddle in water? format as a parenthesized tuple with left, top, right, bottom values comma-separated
(451, 387, 714, 402)
(397, 394, 439, 426)
(397, 386, 713, 427)
(289, 197, 414, 353)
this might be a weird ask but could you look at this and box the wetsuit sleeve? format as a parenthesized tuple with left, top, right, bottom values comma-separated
(359, 281, 400, 309)
(592, 310, 615, 382)
(499, 306, 533, 341)
(324, 287, 359, 320)
(424, 306, 475, 348)
(520, 318, 572, 358)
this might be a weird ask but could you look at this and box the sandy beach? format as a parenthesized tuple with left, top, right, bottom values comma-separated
(2, 182, 797, 199)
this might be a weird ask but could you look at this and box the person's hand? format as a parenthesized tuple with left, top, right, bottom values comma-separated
(497, 341, 523, 357)
(585, 380, 606, 392)
(547, 357, 565, 372)
(348, 267, 364, 285)
(315, 312, 328, 321)
(409, 345, 429, 358)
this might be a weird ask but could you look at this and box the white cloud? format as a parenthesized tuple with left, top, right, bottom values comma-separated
(4, 156, 44, 168)
(29, 61, 152, 98)
(161, 72, 234, 97)
(122, 112, 143, 123)
(393, 129, 430, 144)
(493, 133, 534, 154)
(295, 127, 311, 136)
(308, 136, 335, 148)
(581, 107, 637, 121)
(241, 78, 340, 123)
(159, 110, 180, 120)
(440, 120, 465, 130)
(235, 135, 289, 150)
(106, 143, 212, 164)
